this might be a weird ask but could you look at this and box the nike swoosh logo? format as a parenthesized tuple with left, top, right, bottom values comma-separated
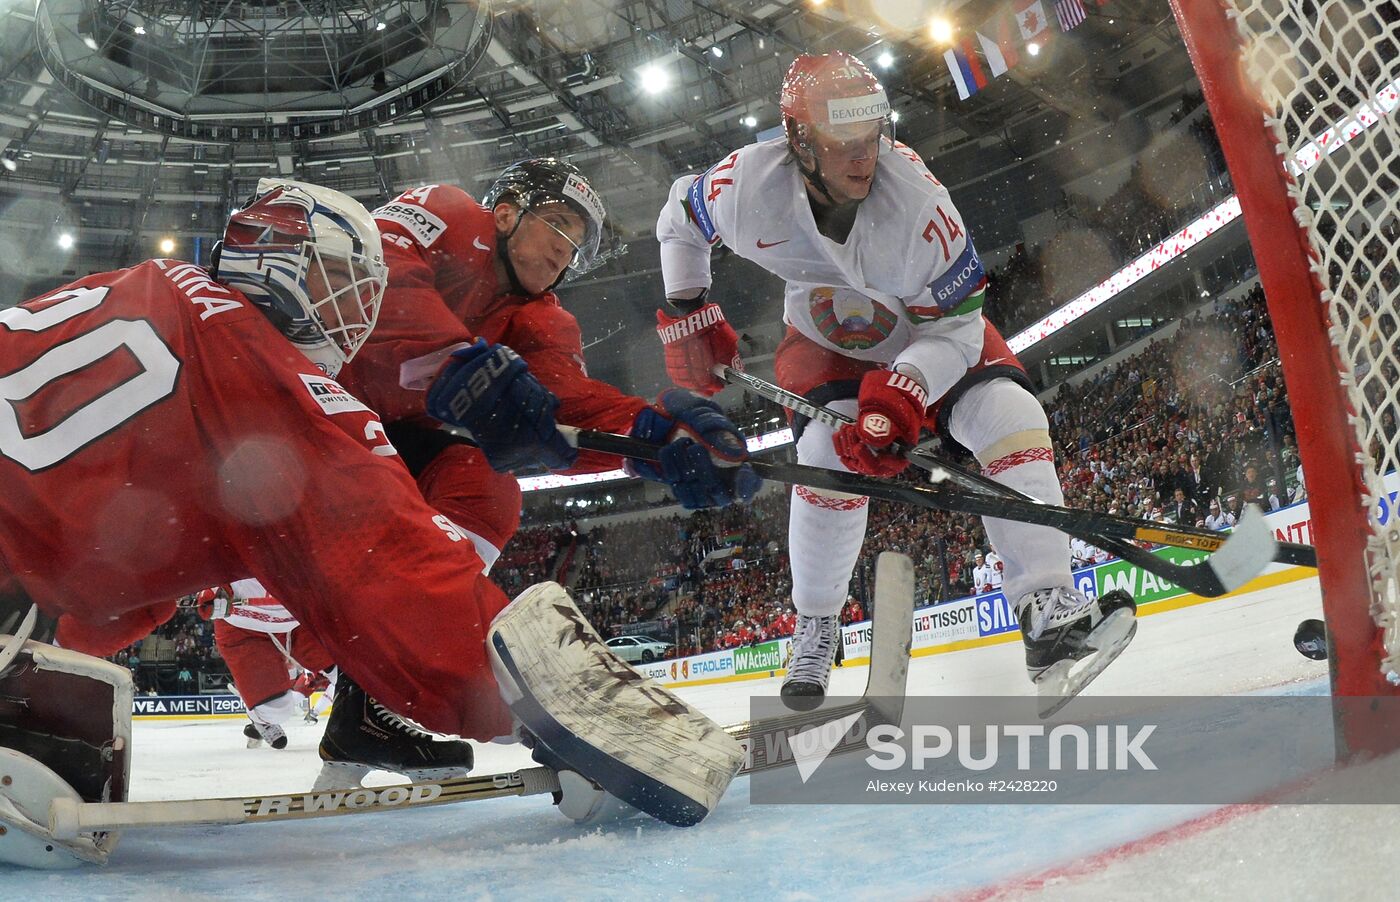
(985, 357, 1009, 366)
(756, 238, 790, 249)
(791, 708, 867, 783)
(473, 237, 489, 251)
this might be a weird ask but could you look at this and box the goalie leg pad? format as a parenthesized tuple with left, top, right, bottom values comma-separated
(488, 583, 744, 827)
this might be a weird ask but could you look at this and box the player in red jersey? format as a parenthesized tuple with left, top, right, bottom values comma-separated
(340, 159, 760, 578)
(0, 181, 747, 865)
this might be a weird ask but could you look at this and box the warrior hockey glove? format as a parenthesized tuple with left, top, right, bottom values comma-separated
(655, 301, 741, 396)
(426, 339, 578, 476)
(626, 389, 761, 510)
(832, 369, 929, 477)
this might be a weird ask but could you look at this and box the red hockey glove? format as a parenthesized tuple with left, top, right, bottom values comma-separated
(832, 369, 928, 477)
(655, 302, 741, 396)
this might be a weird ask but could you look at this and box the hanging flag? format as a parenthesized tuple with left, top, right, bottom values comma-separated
(1055, 0, 1088, 30)
(986, 10, 1022, 70)
(976, 31, 1010, 77)
(943, 40, 988, 100)
(1015, 0, 1051, 41)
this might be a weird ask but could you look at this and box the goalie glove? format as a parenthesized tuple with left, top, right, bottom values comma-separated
(832, 369, 928, 477)
(625, 390, 761, 509)
(655, 301, 741, 396)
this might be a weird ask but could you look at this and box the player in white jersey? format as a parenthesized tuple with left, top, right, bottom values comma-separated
(655, 51, 1135, 705)
(199, 578, 341, 751)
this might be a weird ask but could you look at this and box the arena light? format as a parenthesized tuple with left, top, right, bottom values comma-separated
(877, 51, 895, 69)
(711, 46, 723, 58)
(637, 63, 672, 95)
(0, 156, 15, 173)
(158, 238, 176, 255)
(928, 18, 955, 44)
(133, 25, 145, 35)
(57, 232, 74, 249)
(890, 111, 901, 123)
(741, 114, 758, 127)
(1027, 42, 1041, 56)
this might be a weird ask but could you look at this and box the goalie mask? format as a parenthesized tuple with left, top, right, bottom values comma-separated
(213, 179, 387, 378)
(780, 51, 893, 205)
(482, 158, 607, 286)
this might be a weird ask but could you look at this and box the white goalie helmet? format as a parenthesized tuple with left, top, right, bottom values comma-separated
(214, 178, 388, 378)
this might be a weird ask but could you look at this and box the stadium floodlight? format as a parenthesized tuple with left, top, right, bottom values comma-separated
(58, 232, 74, 249)
(1028, 42, 1042, 56)
(638, 63, 672, 94)
(877, 50, 894, 69)
(741, 114, 757, 127)
(159, 238, 176, 255)
(928, 18, 954, 44)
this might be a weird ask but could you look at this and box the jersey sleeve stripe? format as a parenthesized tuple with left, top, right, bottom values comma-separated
(684, 172, 721, 245)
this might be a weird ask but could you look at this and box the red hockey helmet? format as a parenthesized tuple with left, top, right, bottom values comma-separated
(780, 51, 890, 141)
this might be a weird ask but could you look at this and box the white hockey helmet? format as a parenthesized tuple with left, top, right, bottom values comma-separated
(214, 178, 387, 378)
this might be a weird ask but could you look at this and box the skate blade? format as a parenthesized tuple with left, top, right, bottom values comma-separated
(312, 761, 471, 791)
(1034, 609, 1138, 719)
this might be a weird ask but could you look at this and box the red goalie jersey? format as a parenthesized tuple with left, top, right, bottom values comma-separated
(0, 260, 513, 740)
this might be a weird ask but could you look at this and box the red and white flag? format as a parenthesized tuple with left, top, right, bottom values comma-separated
(1015, 0, 1051, 41)
(981, 9, 1022, 71)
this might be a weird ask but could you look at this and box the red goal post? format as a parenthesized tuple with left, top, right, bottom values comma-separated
(1170, 0, 1400, 753)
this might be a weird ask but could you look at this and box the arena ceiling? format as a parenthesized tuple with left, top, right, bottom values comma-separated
(0, 0, 1193, 329)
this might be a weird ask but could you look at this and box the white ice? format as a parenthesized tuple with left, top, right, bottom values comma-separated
(15, 576, 1399, 901)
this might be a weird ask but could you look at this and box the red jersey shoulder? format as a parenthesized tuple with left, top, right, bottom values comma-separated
(373, 184, 495, 259)
(6, 259, 257, 340)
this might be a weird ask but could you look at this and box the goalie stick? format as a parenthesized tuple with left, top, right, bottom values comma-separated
(46, 556, 916, 842)
(509, 425, 1277, 599)
(726, 551, 914, 773)
(714, 365, 1316, 570)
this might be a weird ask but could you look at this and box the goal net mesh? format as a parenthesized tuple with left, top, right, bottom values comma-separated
(1216, 0, 1400, 676)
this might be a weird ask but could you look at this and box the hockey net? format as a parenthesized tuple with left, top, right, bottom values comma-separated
(1171, 0, 1400, 748)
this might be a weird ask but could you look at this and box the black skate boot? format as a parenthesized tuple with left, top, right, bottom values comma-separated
(780, 613, 840, 712)
(243, 719, 287, 749)
(1017, 587, 1136, 717)
(313, 673, 473, 790)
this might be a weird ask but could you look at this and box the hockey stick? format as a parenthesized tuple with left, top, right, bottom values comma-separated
(714, 365, 1315, 571)
(47, 556, 916, 840)
(527, 425, 1278, 598)
(48, 768, 563, 838)
(726, 551, 914, 772)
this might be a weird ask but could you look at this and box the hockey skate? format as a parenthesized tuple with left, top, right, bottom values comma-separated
(243, 720, 287, 750)
(1017, 587, 1136, 718)
(780, 613, 840, 711)
(313, 673, 473, 790)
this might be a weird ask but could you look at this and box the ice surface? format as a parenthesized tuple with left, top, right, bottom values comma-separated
(16, 577, 1394, 901)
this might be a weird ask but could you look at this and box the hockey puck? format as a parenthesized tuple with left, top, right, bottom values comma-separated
(1294, 618, 1327, 660)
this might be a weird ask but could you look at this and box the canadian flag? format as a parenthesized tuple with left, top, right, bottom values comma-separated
(1015, 0, 1051, 40)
